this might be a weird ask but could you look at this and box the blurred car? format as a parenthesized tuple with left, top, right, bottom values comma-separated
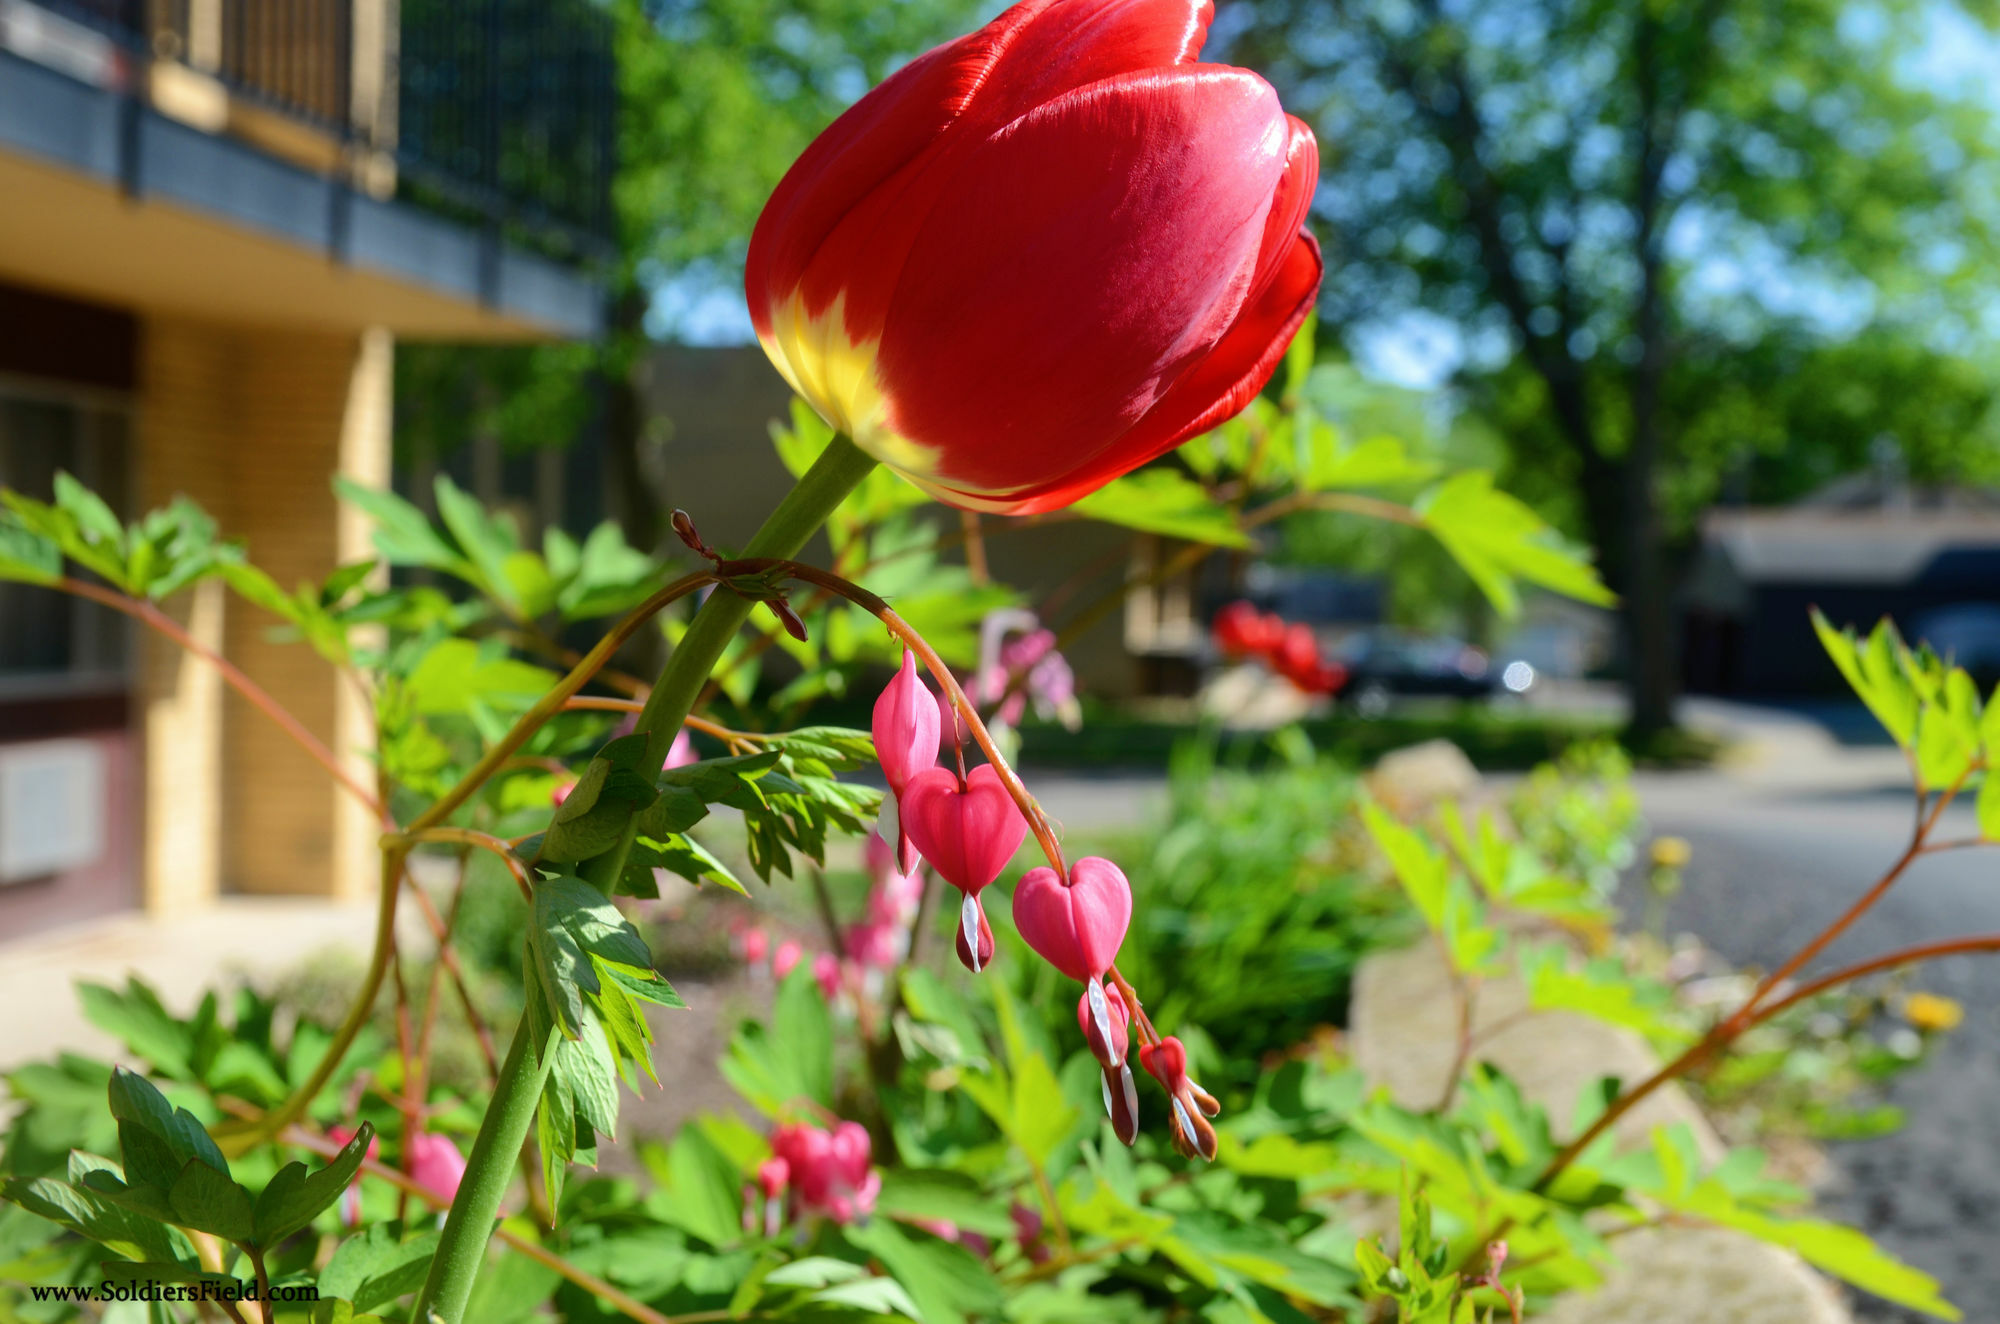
(1333, 630, 1537, 715)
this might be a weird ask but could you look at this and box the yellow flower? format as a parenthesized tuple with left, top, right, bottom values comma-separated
(1650, 836, 1692, 869)
(1904, 992, 1964, 1033)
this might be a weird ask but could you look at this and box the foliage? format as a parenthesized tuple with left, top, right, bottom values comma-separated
(0, 458, 1967, 1324)
(1228, 0, 2000, 730)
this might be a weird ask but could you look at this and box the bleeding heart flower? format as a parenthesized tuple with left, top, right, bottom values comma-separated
(1011, 856, 1132, 981)
(899, 765, 1027, 897)
(955, 893, 996, 974)
(813, 951, 844, 1001)
(1077, 978, 1130, 1069)
(873, 651, 941, 795)
(873, 651, 941, 871)
(408, 1131, 467, 1203)
(773, 939, 804, 979)
(771, 1119, 879, 1225)
(1101, 1061, 1140, 1146)
(665, 728, 698, 770)
(1139, 1036, 1220, 1161)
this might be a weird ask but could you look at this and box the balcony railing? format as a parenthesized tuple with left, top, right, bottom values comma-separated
(17, 0, 615, 265)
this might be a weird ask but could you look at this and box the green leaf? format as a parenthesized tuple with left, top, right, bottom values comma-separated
(721, 968, 833, 1114)
(166, 1157, 255, 1243)
(334, 476, 473, 580)
(107, 1069, 228, 1187)
(764, 1256, 871, 1289)
(251, 1123, 374, 1248)
(1070, 470, 1250, 547)
(844, 1218, 1003, 1324)
(528, 876, 656, 1037)
(813, 1276, 925, 1319)
(872, 1171, 1018, 1238)
(320, 1221, 441, 1312)
(1, 1169, 188, 1264)
(0, 515, 60, 584)
(77, 980, 195, 1078)
(402, 639, 556, 718)
(641, 1127, 742, 1248)
(540, 735, 661, 864)
(433, 474, 520, 606)
(1418, 471, 1615, 615)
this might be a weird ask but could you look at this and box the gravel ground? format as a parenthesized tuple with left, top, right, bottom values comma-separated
(1627, 761, 2000, 1324)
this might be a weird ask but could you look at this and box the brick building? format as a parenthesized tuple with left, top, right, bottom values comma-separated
(0, 0, 610, 937)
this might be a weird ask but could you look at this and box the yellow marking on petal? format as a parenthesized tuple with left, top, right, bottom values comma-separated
(756, 290, 941, 479)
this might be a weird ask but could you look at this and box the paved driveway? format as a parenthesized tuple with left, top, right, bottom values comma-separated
(1634, 702, 2000, 1322)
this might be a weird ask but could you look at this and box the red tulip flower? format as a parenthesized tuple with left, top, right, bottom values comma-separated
(746, 0, 1321, 515)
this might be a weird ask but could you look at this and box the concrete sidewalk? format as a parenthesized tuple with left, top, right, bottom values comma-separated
(0, 896, 423, 1073)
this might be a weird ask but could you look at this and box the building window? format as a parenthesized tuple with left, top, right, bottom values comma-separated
(0, 384, 133, 695)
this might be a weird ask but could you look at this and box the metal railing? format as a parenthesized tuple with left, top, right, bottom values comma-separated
(18, 0, 615, 264)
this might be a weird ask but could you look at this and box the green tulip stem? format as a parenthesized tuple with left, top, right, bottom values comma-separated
(412, 433, 876, 1324)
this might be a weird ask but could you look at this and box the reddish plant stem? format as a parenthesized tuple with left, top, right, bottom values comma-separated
(389, 948, 419, 1222)
(59, 577, 384, 818)
(1730, 776, 1965, 1028)
(410, 571, 713, 833)
(560, 696, 759, 751)
(400, 876, 500, 1079)
(729, 557, 1165, 1047)
(396, 825, 534, 903)
(1529, 777, 1969, 1194)
(1747, 933, 2000, 1024)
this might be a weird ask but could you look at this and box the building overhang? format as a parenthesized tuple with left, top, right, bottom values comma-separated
(0, 49, 602, 341)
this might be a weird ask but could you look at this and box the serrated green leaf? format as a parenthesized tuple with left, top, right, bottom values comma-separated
(334, 476, 474, 579)
(0, 515, 60, 584)
(1418, 471, 1615, 615)
(107, 1069, 228, 1185)
(1070, 469, 1250, 547)
(251, 1123, 373, 1248)
(319, 1221, 441, 1313)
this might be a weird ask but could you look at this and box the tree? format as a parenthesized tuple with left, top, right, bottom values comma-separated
(1228, 0, 2000, 734)
(396, 0, 980, 549)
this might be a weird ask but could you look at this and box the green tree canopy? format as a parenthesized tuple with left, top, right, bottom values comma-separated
(1229, 0, 2000, 729)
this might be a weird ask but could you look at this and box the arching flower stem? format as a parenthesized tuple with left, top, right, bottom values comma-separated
(712, 553, 1162, 1047)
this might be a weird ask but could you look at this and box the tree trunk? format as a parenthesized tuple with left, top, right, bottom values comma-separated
(1624, 8, 1679, 743)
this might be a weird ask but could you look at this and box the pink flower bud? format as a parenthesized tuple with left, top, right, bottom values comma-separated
(408, 1131, 467, 1202)
(738, 926, 770, 965)
(770, 1120, 878, 1225)
(813, 951, 844, 1001)
(1011, 856, 1132, 981)
(758, 1157, 790, 1199)
(773, 939, 804, 979)
(551, 780, 574, 807)
(1139, 1036, 1219, 1161)
(873, 651, 941, 797)
(899, 765, 1027, 897)
(665, 728, 698, 770)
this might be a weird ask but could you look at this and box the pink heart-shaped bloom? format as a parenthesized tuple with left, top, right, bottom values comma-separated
(1011, 856, 1132, 981)
(900, 765, 1027, 896)
(872, 650, 941, 795)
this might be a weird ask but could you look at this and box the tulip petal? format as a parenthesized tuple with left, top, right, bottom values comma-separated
(998, 228, 1322, 515)
(875, 67, 1289, 503)
(750, 0, 1215, 333)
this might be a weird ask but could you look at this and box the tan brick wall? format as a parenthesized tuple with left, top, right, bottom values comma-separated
(138, 317, 389, 907)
